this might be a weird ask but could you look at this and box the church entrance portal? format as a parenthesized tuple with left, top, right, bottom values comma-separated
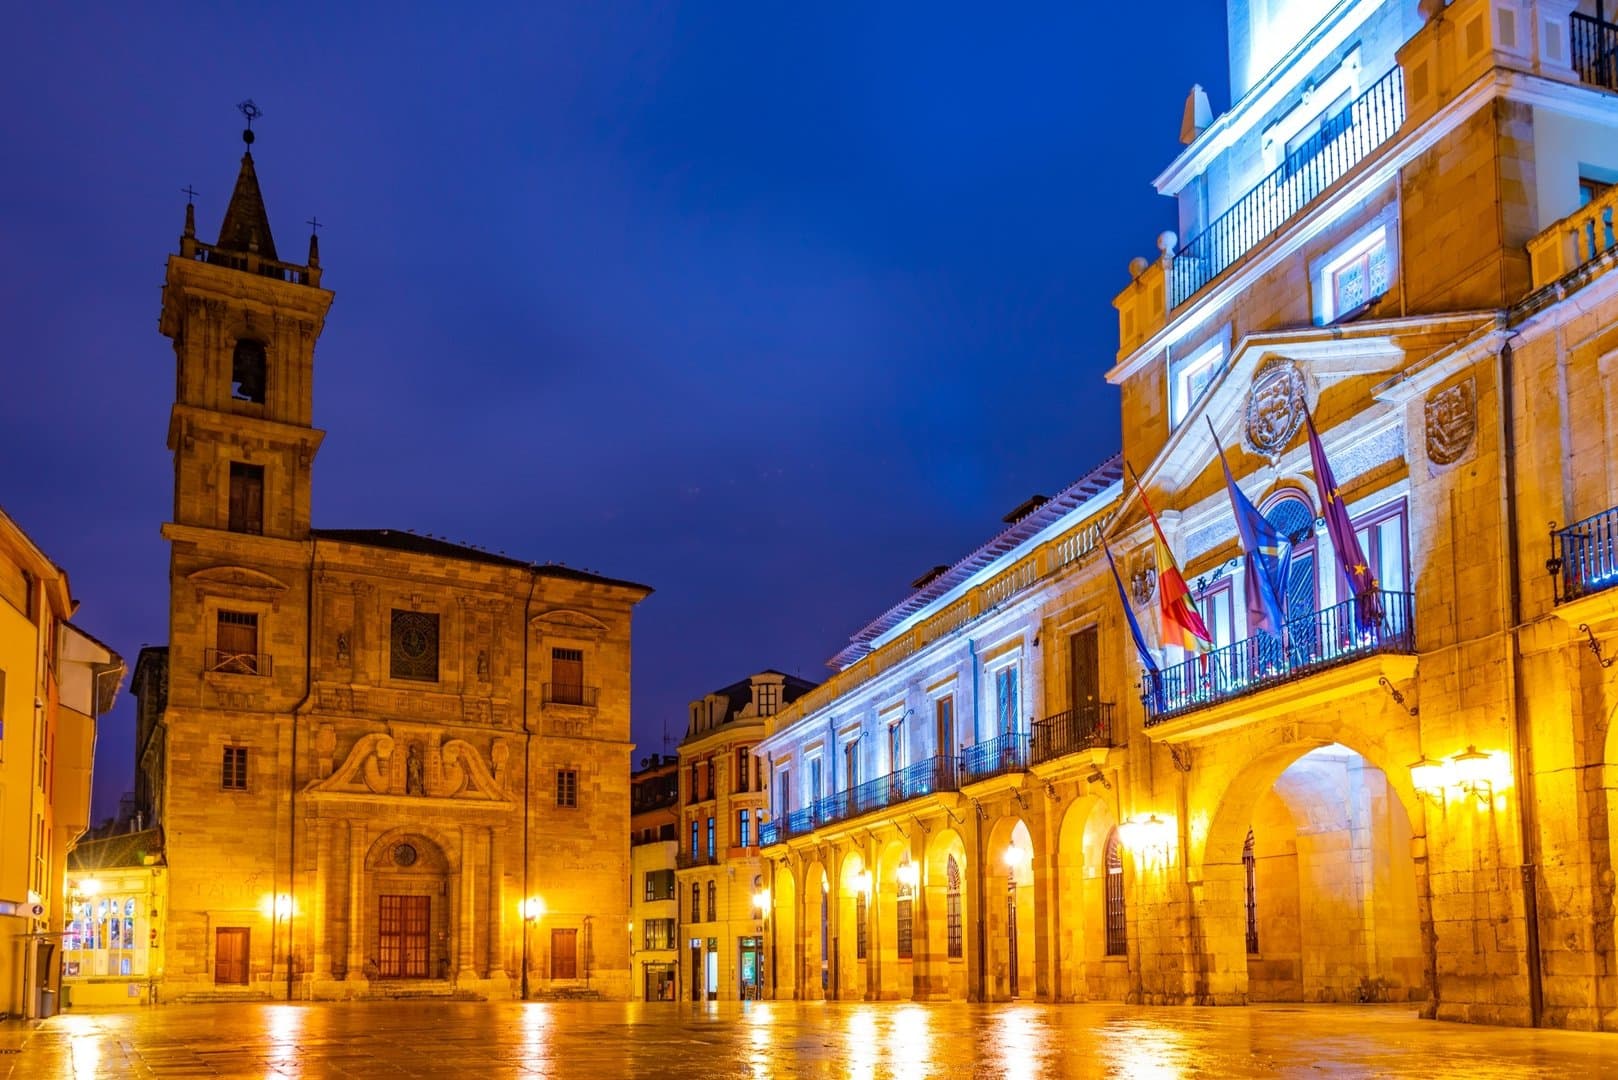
(378, 895, 430, 978)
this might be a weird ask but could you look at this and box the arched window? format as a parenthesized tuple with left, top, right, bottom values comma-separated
(690, 882, 701, 923)
(855, 892, 868, 960)
(945, 855, 963, 959)
(706, 880, 717, 923)
(1104, 828, 1127, 956)
(1244, 828, 1260, 954)
(896, 868, 914, 960)
(1262, 493, 1318, 626)
(231, 339, 267, 404)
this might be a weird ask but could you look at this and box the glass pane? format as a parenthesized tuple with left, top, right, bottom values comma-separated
(1377, 516, 1407, 593)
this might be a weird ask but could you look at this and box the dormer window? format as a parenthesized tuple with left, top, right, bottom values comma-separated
(231, 339, 267, 404)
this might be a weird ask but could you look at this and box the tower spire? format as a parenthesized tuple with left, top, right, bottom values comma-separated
(214, 100, 278, 260)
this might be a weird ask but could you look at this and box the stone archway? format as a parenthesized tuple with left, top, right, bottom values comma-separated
(1054, 795, 1121, 1001)
(1200, 742, 1428, 1004)
(768, 863, 796, 1000)
(363, 831, 454, 981)
(983, 817, 1037, 1001)
(921, 828, 968, 1000)
(801, 860, 830, 1000)
(874, 839, 911, 1000)
(837, 851, 869, 999)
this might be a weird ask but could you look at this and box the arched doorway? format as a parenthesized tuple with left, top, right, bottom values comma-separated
(802, 861, 830, 1000)
(1206, 743, 1427, 1003)
(837, 852, 869, 999)
(922, 829, 969, 1000)
(875, 840, 912, 1000)
(364, 831, 452, 982)
(1054, 796, 1122, 1001)
(984, 817, 1036, 1000)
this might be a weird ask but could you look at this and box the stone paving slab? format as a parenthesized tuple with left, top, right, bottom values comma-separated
(5, 1001, 1618, 1078)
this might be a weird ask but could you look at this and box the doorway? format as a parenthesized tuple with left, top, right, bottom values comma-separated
(378, 895, 429, 978)
(214, 927, 250, 985)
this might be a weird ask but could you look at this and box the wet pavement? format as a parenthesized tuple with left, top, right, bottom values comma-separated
(3, 1000, 1616, 1078)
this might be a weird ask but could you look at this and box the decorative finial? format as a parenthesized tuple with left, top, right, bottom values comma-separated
(181, 185, 198, 239)
(306, 216, 322, 268)
(237, 99, 262, 147)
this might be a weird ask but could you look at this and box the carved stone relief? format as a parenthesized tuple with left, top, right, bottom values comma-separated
(1425, 377, 1476, 467)
(1245, 358, 1308, 457)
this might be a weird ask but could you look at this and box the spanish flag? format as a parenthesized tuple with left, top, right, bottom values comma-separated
(1131, 467, 1214, 654)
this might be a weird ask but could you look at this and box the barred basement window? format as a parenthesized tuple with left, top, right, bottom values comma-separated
(1104, 828, 1127, 957)
(855, 893, 868, 960)
(556, 768, 578, 808)
(1244, 828, 1260, 955)
(946, 856, 963, 959)
(390, 609, 439, 682)
(222, 746, 248, 791)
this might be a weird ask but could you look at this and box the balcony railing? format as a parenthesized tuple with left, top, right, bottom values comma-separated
(675, 850, 717, 870)
(1143, 591, 1416, 725)
(1032, 703, 1119, 764)
(1527, 176, 1618, 288)
(1552, 507, 1618, 603)
(1170, 66, 1405, 309)
(1573, 13, 1618, 92)
(759, 819, 781, 847)
(543, 683, 598, 707)
(959, 732, 1031, 783)
(205, 649, 270, 676)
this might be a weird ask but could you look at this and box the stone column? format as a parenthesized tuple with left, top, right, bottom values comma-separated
(909, 826, 932, 1000)
(312, 819, 333, 980)
(345, 821, 367, 981)
(865, 835, 883, 1001)
(487, 827, 505, 978)
(458, 828, 478, 978)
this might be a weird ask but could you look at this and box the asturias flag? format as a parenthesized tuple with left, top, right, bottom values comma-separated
(1209, 419, 1292, 638)
(1130, 469, 1214, 654)
(1304, 410, 1383, 627)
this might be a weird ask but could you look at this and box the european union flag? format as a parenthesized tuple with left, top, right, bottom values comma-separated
(1210, 419, 1292, 638)
(1305, 410, 1384, 629)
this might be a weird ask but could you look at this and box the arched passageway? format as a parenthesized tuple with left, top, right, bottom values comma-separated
(984, 818, 1036, 1000)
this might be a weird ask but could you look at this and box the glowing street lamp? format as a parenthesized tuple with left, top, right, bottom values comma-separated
(1449, 745, 1493, 802)
(521, 896, 546, 922)
(1408, 754, 1448, 803)
(520, 896, 544, 1001)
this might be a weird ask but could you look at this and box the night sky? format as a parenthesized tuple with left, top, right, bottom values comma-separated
(1, 3, 1227, 821)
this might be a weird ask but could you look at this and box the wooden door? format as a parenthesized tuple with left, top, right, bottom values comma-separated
(378, 895, 430, 978)
(551, 928, 578, 979)
(215, 927, 250, 985)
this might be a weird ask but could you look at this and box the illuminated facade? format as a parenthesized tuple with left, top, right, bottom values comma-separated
(676, 672, 814, 1001)
(139, 129, 651, 1002)
(0, 509, 125, 1019)
(629, 754, 679, 1000)
(63, 828, 166, 1008)
(760, 0, 1618, 1029)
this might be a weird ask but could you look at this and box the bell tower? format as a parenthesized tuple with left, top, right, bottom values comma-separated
(158, 110, 333, 541)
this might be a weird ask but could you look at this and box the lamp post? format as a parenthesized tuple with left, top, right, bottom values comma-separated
(520, 896, 544, 999)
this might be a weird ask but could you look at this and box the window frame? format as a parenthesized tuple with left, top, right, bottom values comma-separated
(555, 768, 578, 809)
(221, 745, 249, 791)
(1170, 339, 1225, 428)
(227, 462, 265, 535)
(1104, 829, 1127, 957)
(389, 608, 441, 683)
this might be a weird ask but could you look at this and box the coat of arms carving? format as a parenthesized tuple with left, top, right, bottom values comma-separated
(1130, 561, 1157, 607)
(1245, 358, 1307, 457)
(1425, 378, 1475, 466)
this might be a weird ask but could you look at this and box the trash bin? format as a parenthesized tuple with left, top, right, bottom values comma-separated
(37, 988, 58, 1019)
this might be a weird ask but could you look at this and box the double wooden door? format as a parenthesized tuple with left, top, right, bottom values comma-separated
(378, 895, 430, 978)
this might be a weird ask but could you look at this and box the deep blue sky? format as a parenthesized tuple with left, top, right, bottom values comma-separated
(1, 3, 1227, 821)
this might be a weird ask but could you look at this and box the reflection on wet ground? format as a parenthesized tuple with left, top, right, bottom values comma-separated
(5, 1000, 1616, 1078)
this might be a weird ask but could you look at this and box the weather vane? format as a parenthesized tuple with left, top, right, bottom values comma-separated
(237, 99, 262, 146)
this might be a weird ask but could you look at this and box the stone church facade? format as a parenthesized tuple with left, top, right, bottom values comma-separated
(140, 135, 650, 1001)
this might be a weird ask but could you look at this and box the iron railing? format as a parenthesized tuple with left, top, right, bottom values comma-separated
(1143, 591, 1416, 725)
(1032, 703, 1119, 764)
(1573, 13, 1618, 92)
(543, 683, 599, 707)
(205, 649, 270, 676)
(761, 755, 961, 845)
(1170, 66, 1405, 309)
(1551, 507, 1618, 603)
(959, 732, 1031, 783)
(675, 850, 717, 869)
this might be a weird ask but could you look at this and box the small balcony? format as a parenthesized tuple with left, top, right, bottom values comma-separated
(1144, 591, 1416, 729)
(959, 732, 1030, 784)
(1168, 66, 1405, 309)
(675, 850, 717, 870)
(1032, 703, 1119, 765)
(1551, 507, 1618, 604)
(543, 683, 598, 707)
(206, 648, 271, 676)
(1527, 177, 1618, 289)
(1573, 13, 1618, 92)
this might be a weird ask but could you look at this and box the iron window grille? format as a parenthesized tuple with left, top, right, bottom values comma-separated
(389, 609, 440, 682)
(1105, 830, 1127, 957)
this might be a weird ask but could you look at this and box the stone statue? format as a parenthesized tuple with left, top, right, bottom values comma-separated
(407, 744, 424, 796)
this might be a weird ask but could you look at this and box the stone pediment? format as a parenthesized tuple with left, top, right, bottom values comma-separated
(186, 565, 290, 606)
(531, 608, 609, 635)
(305, 727, 512, 804)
